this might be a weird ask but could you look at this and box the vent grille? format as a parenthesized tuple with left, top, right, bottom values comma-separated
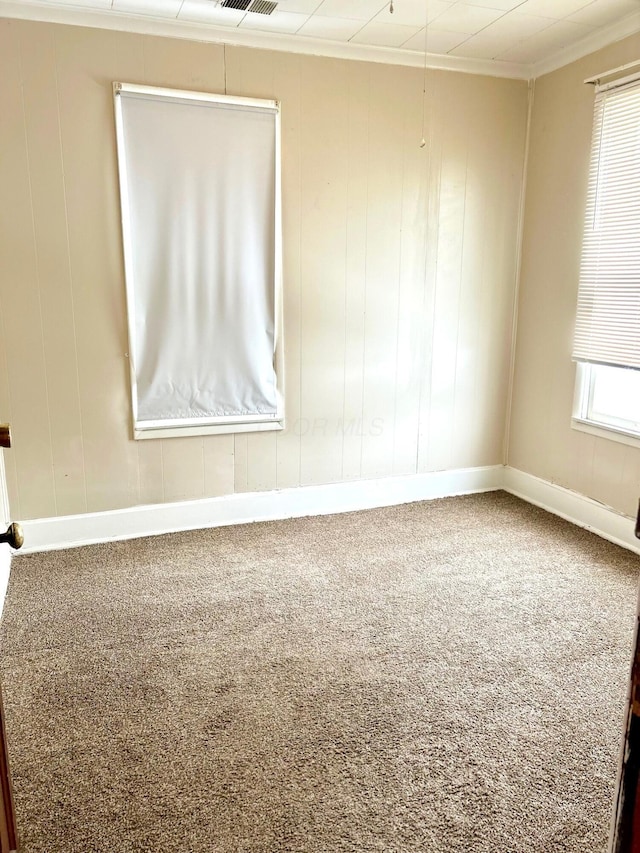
(221, 0, 252, 10)
(248, 0, 278, 13)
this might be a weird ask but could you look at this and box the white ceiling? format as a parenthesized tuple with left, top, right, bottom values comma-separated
(3, 0, 640, 76)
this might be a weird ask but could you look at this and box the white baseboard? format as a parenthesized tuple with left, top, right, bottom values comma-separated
(0, 546, 10, 617)
(503, 466, 640, 556)
(16, 464, 640, 556)
(19, 465, 503, 554)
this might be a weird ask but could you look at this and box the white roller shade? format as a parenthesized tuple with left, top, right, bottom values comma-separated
(573, 78, 640, 370)
(114, 84, 283, 438)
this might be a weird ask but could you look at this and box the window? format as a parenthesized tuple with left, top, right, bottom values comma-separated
(574, 363, 640, 438)
(114, 83, 284, 440)
(572, 74, 640, 442)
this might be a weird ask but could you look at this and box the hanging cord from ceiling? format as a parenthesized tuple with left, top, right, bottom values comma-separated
(420, 0, 429, 148)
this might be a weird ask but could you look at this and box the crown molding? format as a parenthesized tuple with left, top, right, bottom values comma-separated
(531, 10, 640, 80)
(0, 0, 530, 78)
(3, 2, 635, 90)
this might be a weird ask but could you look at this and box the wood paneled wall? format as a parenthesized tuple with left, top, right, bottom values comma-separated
(508, 32, 640, 519)
(0, 18, 528, 521)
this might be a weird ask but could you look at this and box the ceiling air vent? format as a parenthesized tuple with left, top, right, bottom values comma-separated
(221, 0, 252, 10)
(247, 0, 278, 13)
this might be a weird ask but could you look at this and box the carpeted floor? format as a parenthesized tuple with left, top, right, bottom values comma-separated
(0, 491, 638, 853)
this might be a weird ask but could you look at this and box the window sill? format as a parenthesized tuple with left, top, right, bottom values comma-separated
(134, 420, 284, 440)
(571, 417, 640, 450)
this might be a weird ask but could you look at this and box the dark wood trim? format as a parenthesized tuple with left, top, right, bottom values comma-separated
(611, 646, 640, 852)
(0, 687, 17, 853)
(611, 509, 640, 853)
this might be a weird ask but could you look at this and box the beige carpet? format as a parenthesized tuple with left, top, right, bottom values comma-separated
(0, 491, 638, 853)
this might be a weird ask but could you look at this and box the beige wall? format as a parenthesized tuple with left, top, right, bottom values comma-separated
(0, 18, 528, 521)
(508, 32, 640, 519)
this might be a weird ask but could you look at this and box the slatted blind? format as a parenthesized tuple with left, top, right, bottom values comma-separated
(573, 78, 640, 370)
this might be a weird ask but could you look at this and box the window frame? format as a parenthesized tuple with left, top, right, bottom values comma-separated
(113, 82, 285, 441)
(572, 363, 640, 449)
(571, 71, 640, 450)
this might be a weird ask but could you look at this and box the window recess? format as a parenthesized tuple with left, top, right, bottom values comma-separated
(573, 363, 640, 445)
(113, 83, 284, 440)
(572, 74, 640, 443)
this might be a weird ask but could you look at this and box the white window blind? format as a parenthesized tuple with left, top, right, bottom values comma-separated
(114, 83, 284, 439)
(573, 78, 640, 371)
